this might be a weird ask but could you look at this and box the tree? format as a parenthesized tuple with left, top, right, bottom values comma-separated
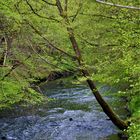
(55, 0, 128, 130)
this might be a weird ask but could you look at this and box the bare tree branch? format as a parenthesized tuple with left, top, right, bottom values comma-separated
(79, 12, 137, 23)
(1, 55, 31, 80)
(15, 0, 39, 15)
(64, 0, 68, 12)
(27, 38, 78, 73)
(72, 2, 83, 22)
(26, 21, 76, 60)
(96, 0, 140, 10)
(56, 0, 64, 16)
(41, 0, 56, 6)
(77, 34, 98, 47)
(27, 38, 62, 70)
(79, 13, 118, 19)
(25, 0, 59, 22)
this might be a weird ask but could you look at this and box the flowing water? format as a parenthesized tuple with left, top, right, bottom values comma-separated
(0, 81, 128, 140)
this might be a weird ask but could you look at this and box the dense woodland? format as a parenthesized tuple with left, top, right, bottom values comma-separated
(0, 0, 140, 139)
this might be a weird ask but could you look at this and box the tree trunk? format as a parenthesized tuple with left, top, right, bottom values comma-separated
(68, 28, 128, 130)
(0, 36, 12, 65)
(56, 0, 128, 130)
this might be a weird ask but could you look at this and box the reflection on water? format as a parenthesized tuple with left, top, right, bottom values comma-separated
(0, 81, 127, 140)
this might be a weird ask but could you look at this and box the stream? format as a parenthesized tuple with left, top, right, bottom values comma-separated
(0, 81, 128, 140)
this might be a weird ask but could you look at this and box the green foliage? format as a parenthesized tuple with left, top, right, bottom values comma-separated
(127, 123, 140, 140)
(0, 78, 44, 109)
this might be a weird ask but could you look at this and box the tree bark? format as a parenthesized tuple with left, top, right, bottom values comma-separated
(56, 0, 128, 130)
(0, 36, 12, 65)
(67, 28, 128, 130)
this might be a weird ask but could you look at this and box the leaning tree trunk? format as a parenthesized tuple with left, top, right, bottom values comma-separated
(67, 27, 128, 130)
(56, 0, 128, 130)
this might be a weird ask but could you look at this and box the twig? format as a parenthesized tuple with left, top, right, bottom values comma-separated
(26, 21, 76, 60)
(96, 0, 140, 10)
(41, 0, 56, 6)
(1, 56, 31, 80)
(72, 2, 83, 22)
(25, 0, 59, 22)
